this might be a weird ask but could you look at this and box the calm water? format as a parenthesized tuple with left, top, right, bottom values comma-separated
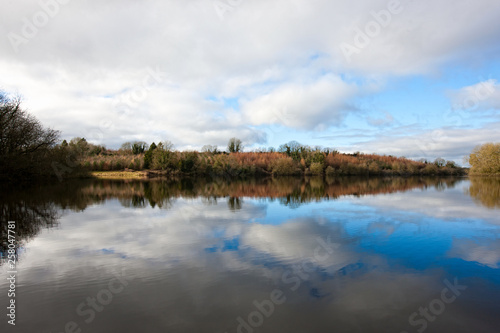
(1, 177, 499, 333)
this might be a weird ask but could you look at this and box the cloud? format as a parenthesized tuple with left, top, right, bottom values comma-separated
(0, 59, 268, 149)
(1, 0, 499, 150)
(367, 111, 394, 127)
(448, 79, 500, 111)
(447, 239, 500, 268)
(354, 181, 500, 225)
(241, 75, 359, 130)
(16, 189, 500, 332)
(240, 218, 357, 267)
(334, 0, 500, 74)
(3, 0, 500, 74)
(342, 122, 500, 163)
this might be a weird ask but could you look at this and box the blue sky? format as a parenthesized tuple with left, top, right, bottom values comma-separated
(1, 0, 499, 164)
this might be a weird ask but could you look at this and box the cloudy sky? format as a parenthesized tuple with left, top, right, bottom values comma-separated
(1, 0, 499, 163)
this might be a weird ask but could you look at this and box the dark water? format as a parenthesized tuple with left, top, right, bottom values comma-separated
(1, 177, 499, 333)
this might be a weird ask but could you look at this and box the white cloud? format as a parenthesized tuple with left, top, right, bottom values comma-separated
(1, 0, 500, 149)
(240, 219, 356, 267)
(334, 0, 500, 74)
(447, 239, 500, 268)
(353, 180, 500, 225)
(448, 79, 500, 111)
(342, 122, 500, 163)
(241, 75, 359, 130)
(3, 0, 500, 75)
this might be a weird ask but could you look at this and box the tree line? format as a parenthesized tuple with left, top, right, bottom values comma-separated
(70, 137, 467, 177)
(2, 93, 498, 182)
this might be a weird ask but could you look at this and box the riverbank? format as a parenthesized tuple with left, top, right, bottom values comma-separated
(86, 170, 469, 181)
(91, 170, 149, 179)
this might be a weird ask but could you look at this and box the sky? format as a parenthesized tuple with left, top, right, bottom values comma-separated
(1, 0, 499, 164)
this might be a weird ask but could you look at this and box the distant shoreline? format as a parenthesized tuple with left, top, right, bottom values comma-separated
(87, 170, 471, 180)
(90, 171, 149, 179)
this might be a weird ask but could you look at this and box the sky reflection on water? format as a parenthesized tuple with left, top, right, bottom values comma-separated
(1, 177, 499, 333)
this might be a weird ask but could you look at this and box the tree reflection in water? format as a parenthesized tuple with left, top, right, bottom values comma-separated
(467, 177, 500, 209)
(1, 187, 60, 266)
(0, 176, 478, 266)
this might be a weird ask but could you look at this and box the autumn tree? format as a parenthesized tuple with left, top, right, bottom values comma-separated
(466, 143, 500, 175)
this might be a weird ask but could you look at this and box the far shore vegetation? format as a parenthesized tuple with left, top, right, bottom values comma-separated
(466, 143, 500, 176)
(71, 138, 467, 179)
(3, 92, 499, 183)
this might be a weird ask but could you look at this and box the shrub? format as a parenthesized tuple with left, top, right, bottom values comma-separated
(179, 152, 198, 173)
(423, 163, 438, 175)
(445, 160, 457, 168)
(311, 152, 325, 164)
(467, 143, 500, 175)
(310, 162, 324, 175)
(152, 150, 174, 170)
(368, 162, 380, 175)
(325, 166, 336, 176)
(271, 157, 298, 175)
(133, 158, 142, 170)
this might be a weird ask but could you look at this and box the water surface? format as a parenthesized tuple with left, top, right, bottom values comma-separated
(1, 177, 499, 333)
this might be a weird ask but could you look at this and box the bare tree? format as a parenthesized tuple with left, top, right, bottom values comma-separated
(0, 92, 60, 179)
(202, 144, 218, 154)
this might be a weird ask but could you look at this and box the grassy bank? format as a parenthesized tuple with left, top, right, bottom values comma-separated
(91, 171, 149, 179)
